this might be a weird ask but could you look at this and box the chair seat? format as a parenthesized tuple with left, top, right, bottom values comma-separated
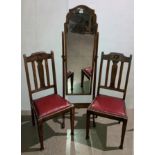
(89, 95, 126, 117)
(83, 67, 92, 76)
(34, 94, 71, 118)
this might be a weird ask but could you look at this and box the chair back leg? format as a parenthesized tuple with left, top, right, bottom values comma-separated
(61, 114, 65, 129)
(70, 107, 75, 135)
(86, 111, 90, 139)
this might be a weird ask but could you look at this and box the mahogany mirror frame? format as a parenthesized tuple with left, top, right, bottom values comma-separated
(62, 5, 99, 99)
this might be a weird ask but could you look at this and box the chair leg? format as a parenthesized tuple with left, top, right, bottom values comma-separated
(61, 114, 65, 129)
(86, 111, 90, 139)
(93, 114, 96, 127)
(70, 73, 74, 90)
(31, 108, 35, 126)
(81, 70, 84, 87)
(37, 121, 44, 150)
(119, 119, 127, 149)
(70, 107, 74, 135)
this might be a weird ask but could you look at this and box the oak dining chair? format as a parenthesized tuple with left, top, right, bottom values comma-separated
(86, 52, 132, 149)
(23, 51, 75, 150)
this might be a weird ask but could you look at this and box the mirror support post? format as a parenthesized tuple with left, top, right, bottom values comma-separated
(62, 32, 65, 98)
(92, 32, 99, 99)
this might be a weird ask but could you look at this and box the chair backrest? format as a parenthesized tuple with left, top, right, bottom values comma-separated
(23, 51, 57, 104)
(97, 52, 132, 99)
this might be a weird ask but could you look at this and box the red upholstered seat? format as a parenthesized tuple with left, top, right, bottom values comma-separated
(34, 94, 71, 118)
(89, 95, 126, 116)
(83, 67, 92, 76)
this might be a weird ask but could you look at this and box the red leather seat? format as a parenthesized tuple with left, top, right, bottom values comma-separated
(83, 66, 92, 76)
(34, 94, 71, 118)
(89, 95, 126, 117)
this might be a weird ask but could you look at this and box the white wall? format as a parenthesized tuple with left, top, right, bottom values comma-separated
(21, 0, 68, 110)
(21, 0, 134, 110)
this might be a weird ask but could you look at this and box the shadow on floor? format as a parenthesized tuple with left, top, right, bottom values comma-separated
(75, 113, 120, 151)
(54, 113, 121, 151)
(21, 116, 66, 152)
(22, 113, 133, 152)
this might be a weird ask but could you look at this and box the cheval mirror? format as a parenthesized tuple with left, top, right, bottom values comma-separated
(62, 5, 99, 97)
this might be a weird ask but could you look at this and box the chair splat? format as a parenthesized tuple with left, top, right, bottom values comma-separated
(37, 59, 45, 88)
(110, 61, 118, 88)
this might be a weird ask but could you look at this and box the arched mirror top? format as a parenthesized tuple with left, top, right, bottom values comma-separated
(65, 5, 98, 34)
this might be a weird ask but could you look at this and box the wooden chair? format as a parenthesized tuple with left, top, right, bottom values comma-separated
(81, 66, 92, 87)
(23, 51, 75, 150)
(86, 52, 132, 149)
(67, 71, 74, 90)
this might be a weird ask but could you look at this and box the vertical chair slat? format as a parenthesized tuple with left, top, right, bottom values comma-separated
(37, 60, 45, 88)
(110, 62, 118, 88)
(45, 59, 50, 86)
(32, 61, 38, 90)
(117, 62, 124, 89)
(105, 59, 110, 87)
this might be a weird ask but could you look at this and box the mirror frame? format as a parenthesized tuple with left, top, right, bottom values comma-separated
(62, 5, 99, 98)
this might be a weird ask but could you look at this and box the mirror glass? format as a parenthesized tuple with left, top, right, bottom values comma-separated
(63, 5, 98, 95)
(66, 32, 94, 94)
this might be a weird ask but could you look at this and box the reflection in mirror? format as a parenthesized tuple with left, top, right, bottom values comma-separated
(67, 32, 94, 94)
(63, 5, 98, 95)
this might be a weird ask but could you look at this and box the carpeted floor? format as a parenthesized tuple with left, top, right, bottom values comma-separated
(21, 108, 133, 155)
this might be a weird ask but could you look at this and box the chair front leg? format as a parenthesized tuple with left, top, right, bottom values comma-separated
(70, 107, 75, 135)
(119, 119, 127, 149)
(61, 114, 65, 128)
(37, 121, 44, 150)
(86, 111, 90, 139)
